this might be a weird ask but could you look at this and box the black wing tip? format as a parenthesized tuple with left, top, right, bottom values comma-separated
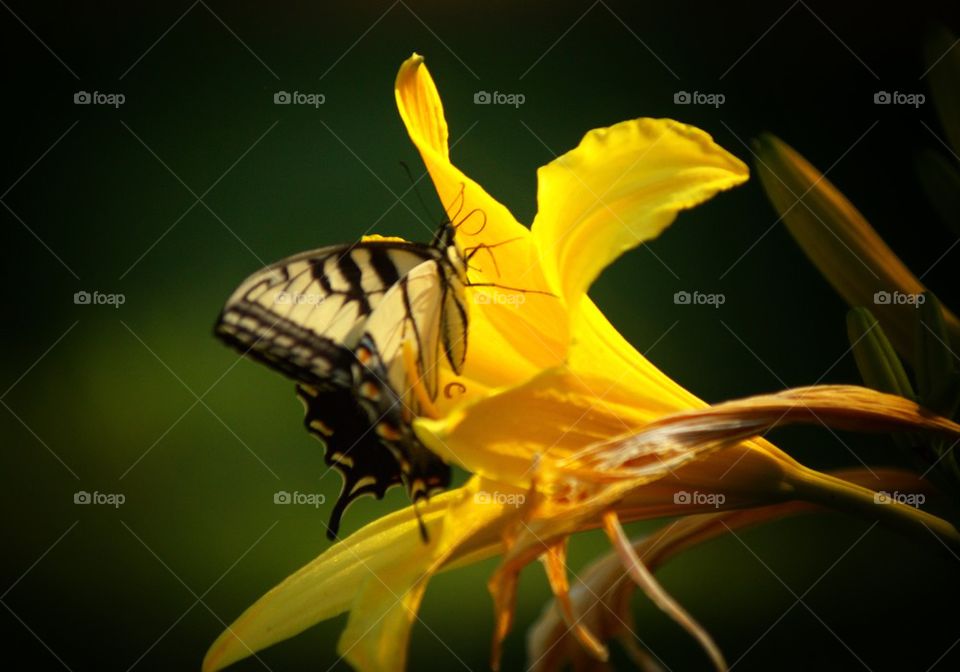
(417, 517, 429, 543)
(411, 497, 431, 543)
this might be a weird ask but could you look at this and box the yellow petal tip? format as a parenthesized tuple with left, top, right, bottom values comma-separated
(201, 633, 234, 672)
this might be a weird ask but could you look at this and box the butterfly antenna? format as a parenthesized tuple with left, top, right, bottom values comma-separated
(399, 161, 441, 228)
(444, 182, 466, 225)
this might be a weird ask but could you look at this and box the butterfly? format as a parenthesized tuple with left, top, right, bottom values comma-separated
(215, 215, 476, 539)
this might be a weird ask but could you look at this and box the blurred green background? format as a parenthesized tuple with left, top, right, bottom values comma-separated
(3, 1, 960, 670)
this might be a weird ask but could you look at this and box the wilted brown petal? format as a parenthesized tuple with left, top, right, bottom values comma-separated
(565, 385, 960, 479)
(527, 468, 936, 672)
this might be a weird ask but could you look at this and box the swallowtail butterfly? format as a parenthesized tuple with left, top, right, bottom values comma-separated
(215, 220, 470, 539)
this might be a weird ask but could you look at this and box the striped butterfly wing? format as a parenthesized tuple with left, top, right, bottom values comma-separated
(352, 255, 466, 504)
(358, 253, 468, 404)
(296, 384, 403, 540)
(216, 240, 445, 539)
(215, 241, 437, 389)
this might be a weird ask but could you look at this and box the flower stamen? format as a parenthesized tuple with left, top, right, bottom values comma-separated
(541, 540, 609, 662)
(602, 510, 727, 671)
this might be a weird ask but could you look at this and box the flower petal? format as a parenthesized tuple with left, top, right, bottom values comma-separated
(527, 468, 936, 672)
(419, 380, 960, 563)
(395, 54, 568, 374)
(569, 298, 704, 411)
(532, 118, 748, 311)
(415, 366, 654, 486)
(337, 478, 525, 672)
(602, 511, 726, 671)
(202, 494, 452, 672)
(568, 384, 960, 478)
(203, 478, 520, 672)
(541, 539, 609, 662)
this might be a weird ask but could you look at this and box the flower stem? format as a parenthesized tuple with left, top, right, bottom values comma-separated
(785, 465, 960, 556)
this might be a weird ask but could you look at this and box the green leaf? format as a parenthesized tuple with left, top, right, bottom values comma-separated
(915, 149, 960, 237)
(847, 307, 915, 400)
(916, 292, 956, 406)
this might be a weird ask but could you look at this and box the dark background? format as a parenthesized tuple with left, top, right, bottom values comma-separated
(2, 1, 959, 670)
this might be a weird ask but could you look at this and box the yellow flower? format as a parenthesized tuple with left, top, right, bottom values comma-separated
(204, 55, 960, 672)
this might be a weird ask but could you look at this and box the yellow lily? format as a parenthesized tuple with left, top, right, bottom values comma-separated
(205, 55, 960, 672)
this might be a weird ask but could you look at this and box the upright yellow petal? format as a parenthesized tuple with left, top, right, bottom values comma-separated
(395, 54, 567, 373)
(533, 119, 748, 311)
(394, 54, 449, 160)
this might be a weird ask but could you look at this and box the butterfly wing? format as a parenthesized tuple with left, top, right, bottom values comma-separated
(357, 256, 468, 404)
(297, 384, 403, 540)
(440, 265, 468, 376)
(351, 256, 466, 505)
(215, 241, 435, 389)
(217, 238, 461, 538)
(352, 332, 452, 508)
